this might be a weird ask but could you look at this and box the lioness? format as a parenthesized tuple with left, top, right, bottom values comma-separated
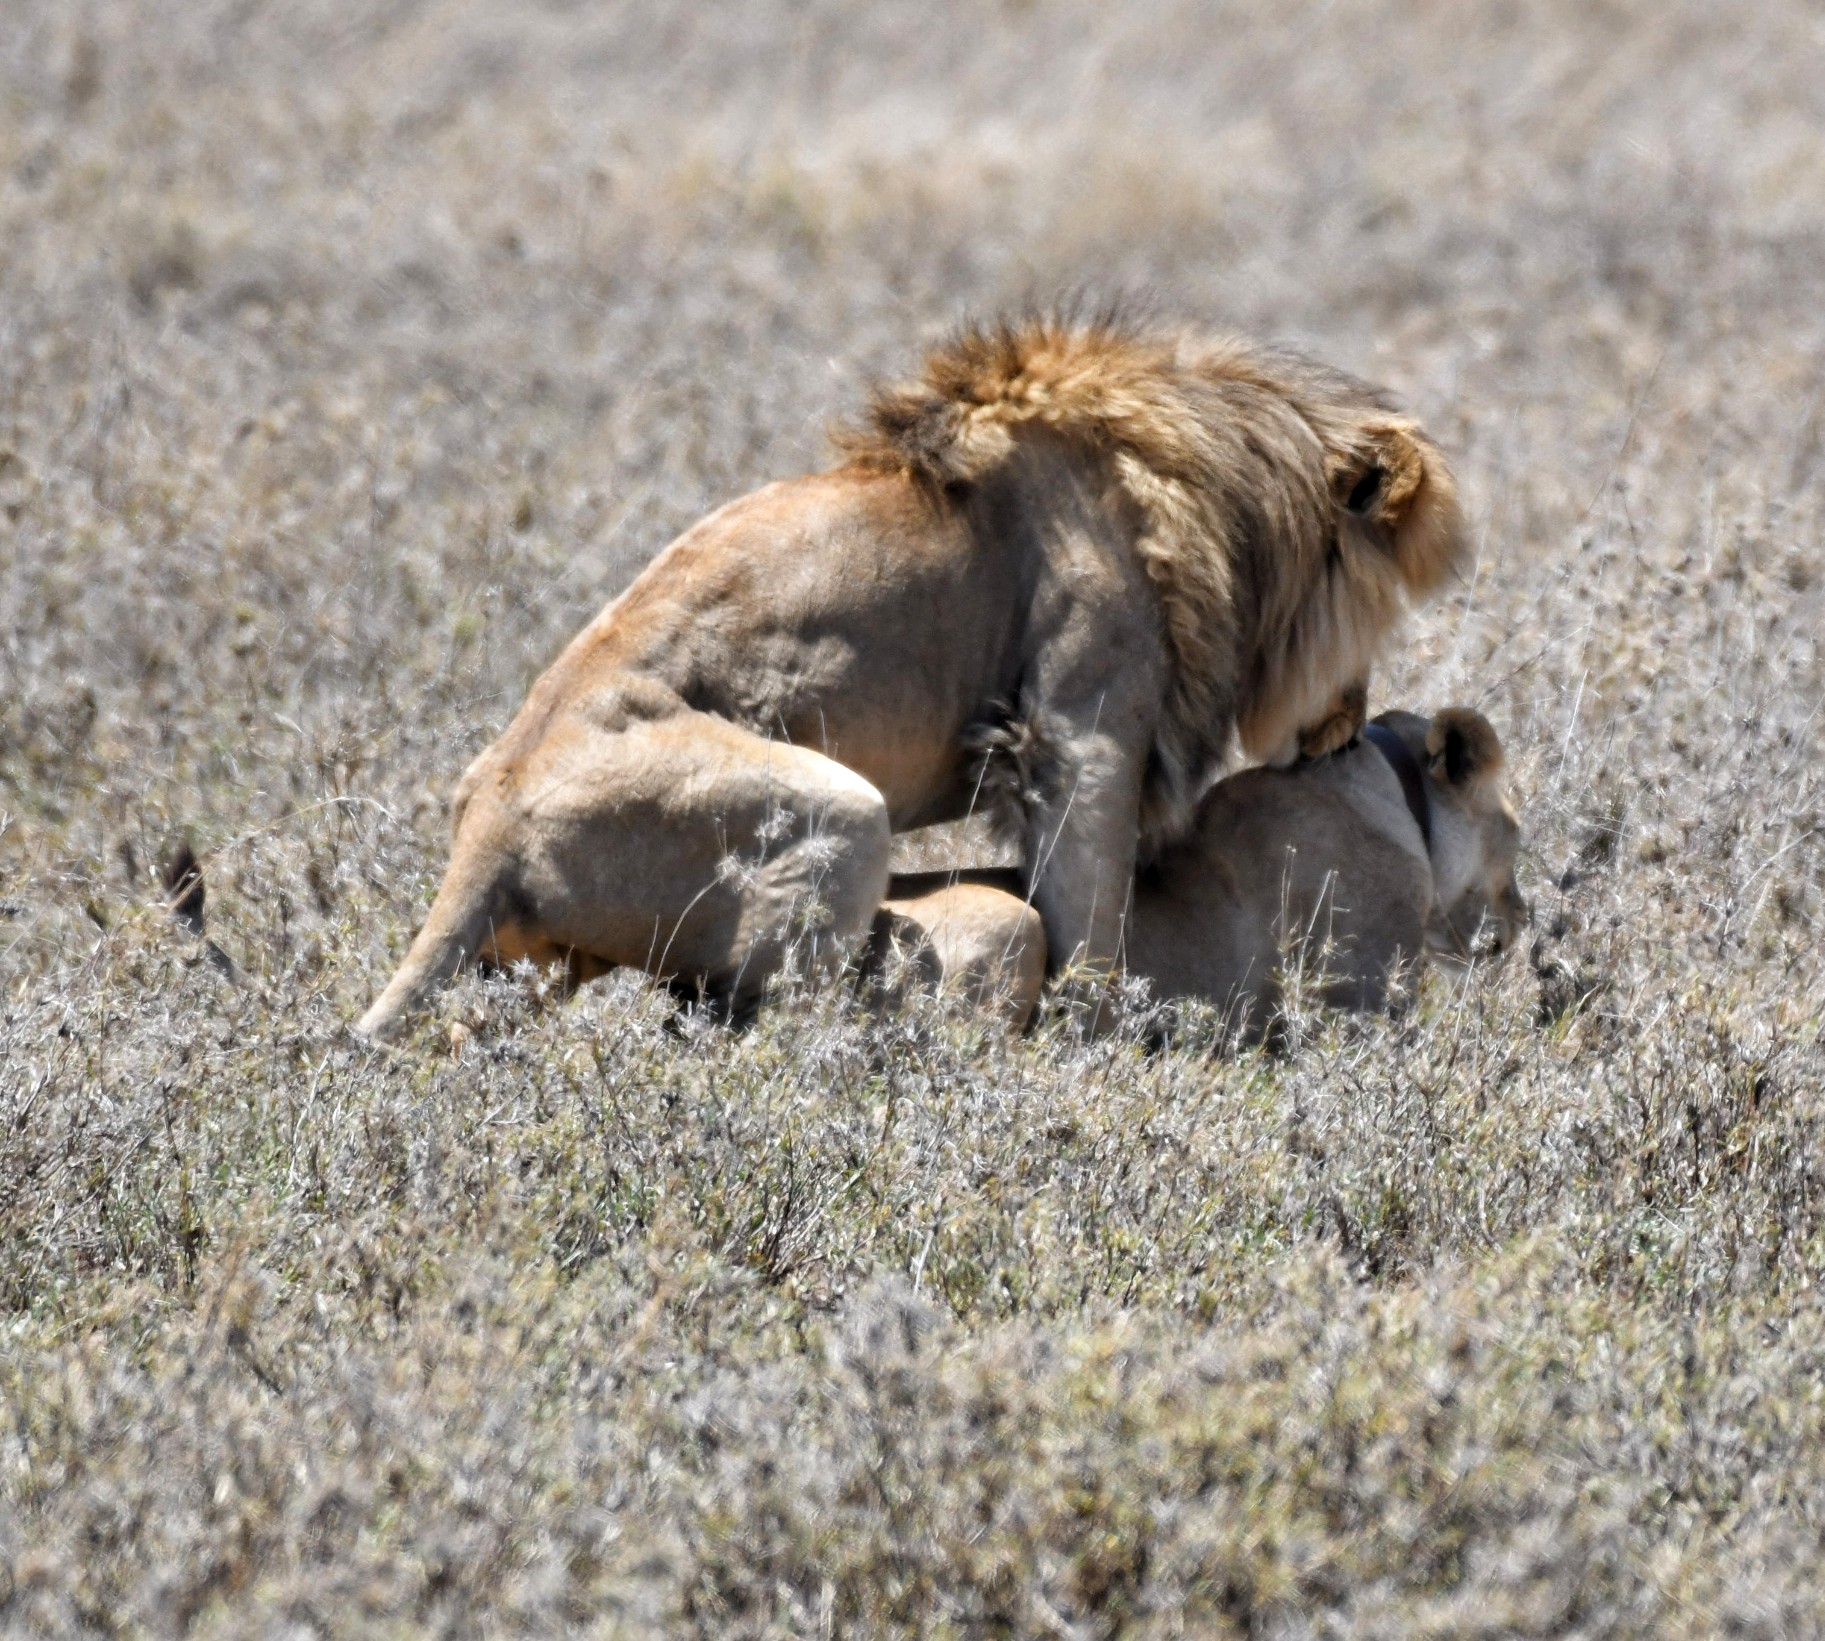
(863, 880, 1048, 1027)
(876, 709, 1527, 1035)
(359, 317, 1466, 1040)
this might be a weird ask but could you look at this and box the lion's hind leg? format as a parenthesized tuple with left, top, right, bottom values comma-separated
(511, 709, 893, 1017)
(359, 709, 891, 1040)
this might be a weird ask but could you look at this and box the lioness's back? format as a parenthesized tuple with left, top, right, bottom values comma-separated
(1128, 751, 1433, 1018)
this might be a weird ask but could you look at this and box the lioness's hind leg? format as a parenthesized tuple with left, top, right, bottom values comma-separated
(865, 884, 1046, 1029)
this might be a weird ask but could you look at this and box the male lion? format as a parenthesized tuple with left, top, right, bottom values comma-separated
(358, 317, 1466, 1040)
(873, 708, 1527, 1035)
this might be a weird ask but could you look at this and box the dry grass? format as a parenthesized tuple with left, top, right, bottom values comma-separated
(4, 1, 1825, 1634)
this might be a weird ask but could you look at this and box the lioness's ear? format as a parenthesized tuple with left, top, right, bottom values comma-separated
(1425, 708, 1504, 793)
(1335, 419, 1466, 595)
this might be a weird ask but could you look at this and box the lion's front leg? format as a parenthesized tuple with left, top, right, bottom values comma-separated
(1296, 679, 1368, 761)
(1021, 718, 1145, 1013)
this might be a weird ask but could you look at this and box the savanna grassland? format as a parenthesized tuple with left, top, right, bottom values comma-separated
(5, 2, 1825, 1634)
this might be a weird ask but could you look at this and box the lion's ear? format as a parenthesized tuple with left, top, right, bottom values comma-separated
(1336, 419, 1466, 595)
(1425, 708, 1504, 793)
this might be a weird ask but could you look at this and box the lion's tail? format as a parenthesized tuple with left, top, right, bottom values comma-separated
(355, 839, 503, 1042)
(833, 315, 1185, 486)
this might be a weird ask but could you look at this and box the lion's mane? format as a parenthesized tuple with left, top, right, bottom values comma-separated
(836, 316, 1466, 841)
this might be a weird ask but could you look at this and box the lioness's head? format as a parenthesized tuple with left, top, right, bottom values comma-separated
(1377, 707, 1528, 961)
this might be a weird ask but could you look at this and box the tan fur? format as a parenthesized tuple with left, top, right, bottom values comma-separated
(841, 317, 1467, 831)
(1296, 680, 1368, 760)
(861, 873, 1046, 1030)
(1426, 707, 1505, 796)
(885, 708, 1526, 1037)
(359, 315, 1468, 1041)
